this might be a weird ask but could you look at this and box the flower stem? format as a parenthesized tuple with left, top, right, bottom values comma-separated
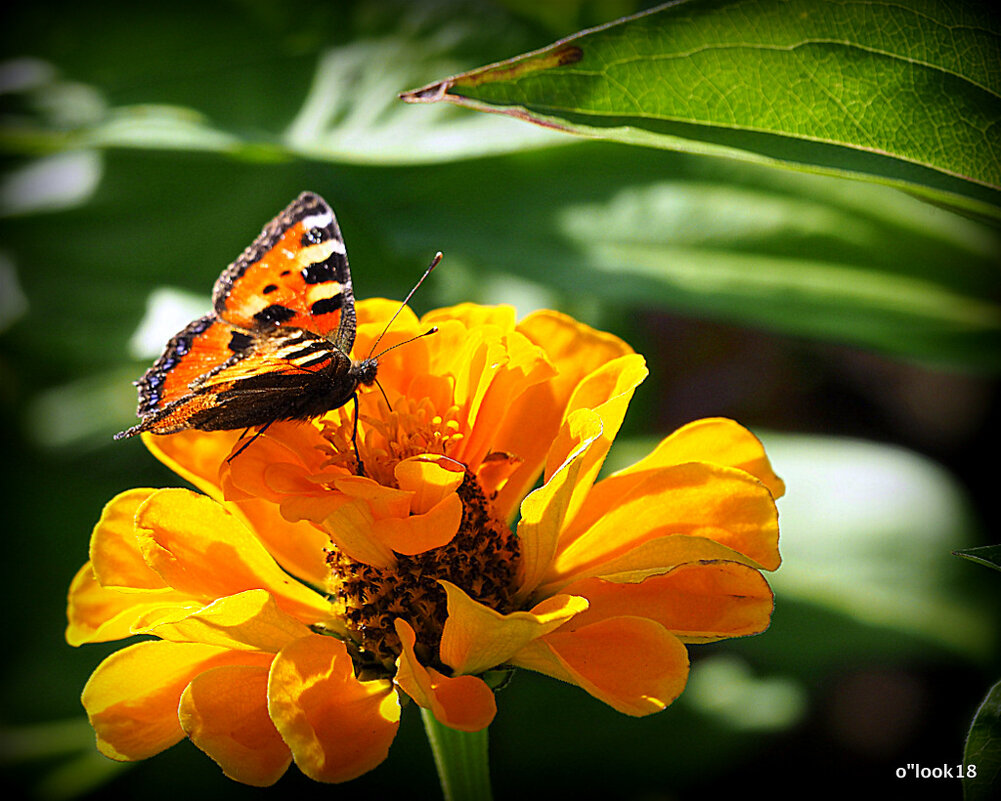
(420, 709, 492, 801)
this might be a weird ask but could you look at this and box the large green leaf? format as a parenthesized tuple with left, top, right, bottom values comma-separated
(402, 0, 1001, 219)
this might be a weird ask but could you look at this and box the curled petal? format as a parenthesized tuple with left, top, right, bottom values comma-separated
(134, 488, 330, 623)
(267, 635, 401, 783)
(393, 620, 496, 732)
(439, 580, 588, 676)
(512, 617, 689, 717)
(561, 562, 775, 642)
(394, 456, 464, 516)
(82, 640, 271, 761)
(491, 310, 635, 522)
(373, 493, 462, 556)
(66, 562, 198, 646)
(135, 589, 315, 652)
(179, 665, 291, 786)
(311, 497, 396, 568)
(515, 409, 603, 603)
(89, 488, 165, 590)
(548, 354, 648, 528)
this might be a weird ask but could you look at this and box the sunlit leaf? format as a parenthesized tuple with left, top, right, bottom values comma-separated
(403, 0, 1001, 218)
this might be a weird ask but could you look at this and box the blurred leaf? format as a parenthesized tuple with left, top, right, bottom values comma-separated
(0, 2, 567, 164)
(387, 145, 1000, 371)
(955, 545, 1001, 574)
(964, 679, 1001, 801)
(402, 0, 1001, 219)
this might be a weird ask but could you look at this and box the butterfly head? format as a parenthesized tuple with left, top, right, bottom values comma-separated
(351, 356, 379, 386)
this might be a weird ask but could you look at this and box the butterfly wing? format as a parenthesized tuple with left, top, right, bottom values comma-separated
(213, 191, 357, 353)
(120, 327, 354, 436)
(117, 192, 362, 439)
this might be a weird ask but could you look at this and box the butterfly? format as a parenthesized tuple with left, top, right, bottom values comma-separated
(116, 191, 437, 467)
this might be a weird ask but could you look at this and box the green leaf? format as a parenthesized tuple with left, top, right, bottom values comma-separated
(402, 0, 1001, 219)
(954, 545, 1001, 574)
(964, 679, 1001, 801)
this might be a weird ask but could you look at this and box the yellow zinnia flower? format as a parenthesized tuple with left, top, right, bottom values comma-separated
(67, 301, 783, 786)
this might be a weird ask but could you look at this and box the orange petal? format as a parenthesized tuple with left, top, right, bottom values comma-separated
(569, 419, 785, 546)
(512, 617, 689, 716)
(491, 310, 635, 522)
(395, 456, 464, 516)
(439, 580, 588, 676)
(66, 562, 199, 646)
(89, 488, 165, 590)
(179, 664, 291, 786)
(393, 620, 496, 732)
(515, 409, 603, 603)
(561, 562, 774, 642)
(82, 640, 272, 761)
(142, 429, 241, 501)
(550, 462, 780, 588)
(134, 589, 315, 652)
(536, 533, 767, 597)
(267, 635, 401, 783)
(134, 488, 331, 624)
(373, 493, 463, 556)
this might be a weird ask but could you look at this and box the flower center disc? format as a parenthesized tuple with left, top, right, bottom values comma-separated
(322, 399, 521, 676)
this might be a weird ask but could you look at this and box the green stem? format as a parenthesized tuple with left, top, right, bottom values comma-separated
(420, 709, 492, 801)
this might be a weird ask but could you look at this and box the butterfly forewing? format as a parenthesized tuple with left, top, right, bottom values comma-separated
(213, 192, 357, 351)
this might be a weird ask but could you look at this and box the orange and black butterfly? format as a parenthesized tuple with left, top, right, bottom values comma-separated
(116, 192, 436, 463)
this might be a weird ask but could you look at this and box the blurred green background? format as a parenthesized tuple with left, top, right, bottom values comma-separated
(1, 1, 998, 799)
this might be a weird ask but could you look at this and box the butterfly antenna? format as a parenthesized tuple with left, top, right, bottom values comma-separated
(366, 251, 442, 360)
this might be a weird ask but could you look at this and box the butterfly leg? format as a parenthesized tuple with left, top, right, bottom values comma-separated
(351, 393, 366, 477)
(227, 420, 276, 463)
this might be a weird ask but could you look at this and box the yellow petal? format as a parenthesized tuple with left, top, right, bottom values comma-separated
(439, 580, 589, 676)
(135, 589, 315, 652)
(560, 562, 774, 643)
(393, 620, 496, 732)
(66, 562, 199, 646)
(549, 354, 648, 529)
(514, 409, 603, 603)
(179, 664, 291, 786)
(423, 303, 517, 332)
(82, 640, 271, 761)
(511, 617, 689, 716)
(550, 462, 780, 589)
(89, 488, 165, 590)
(135, 488, 330, 623)
(267, 635, 400, 783)
(315, 497, 397, 568)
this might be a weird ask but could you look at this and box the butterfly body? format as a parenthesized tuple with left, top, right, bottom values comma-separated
(116, 192, 378, 444)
